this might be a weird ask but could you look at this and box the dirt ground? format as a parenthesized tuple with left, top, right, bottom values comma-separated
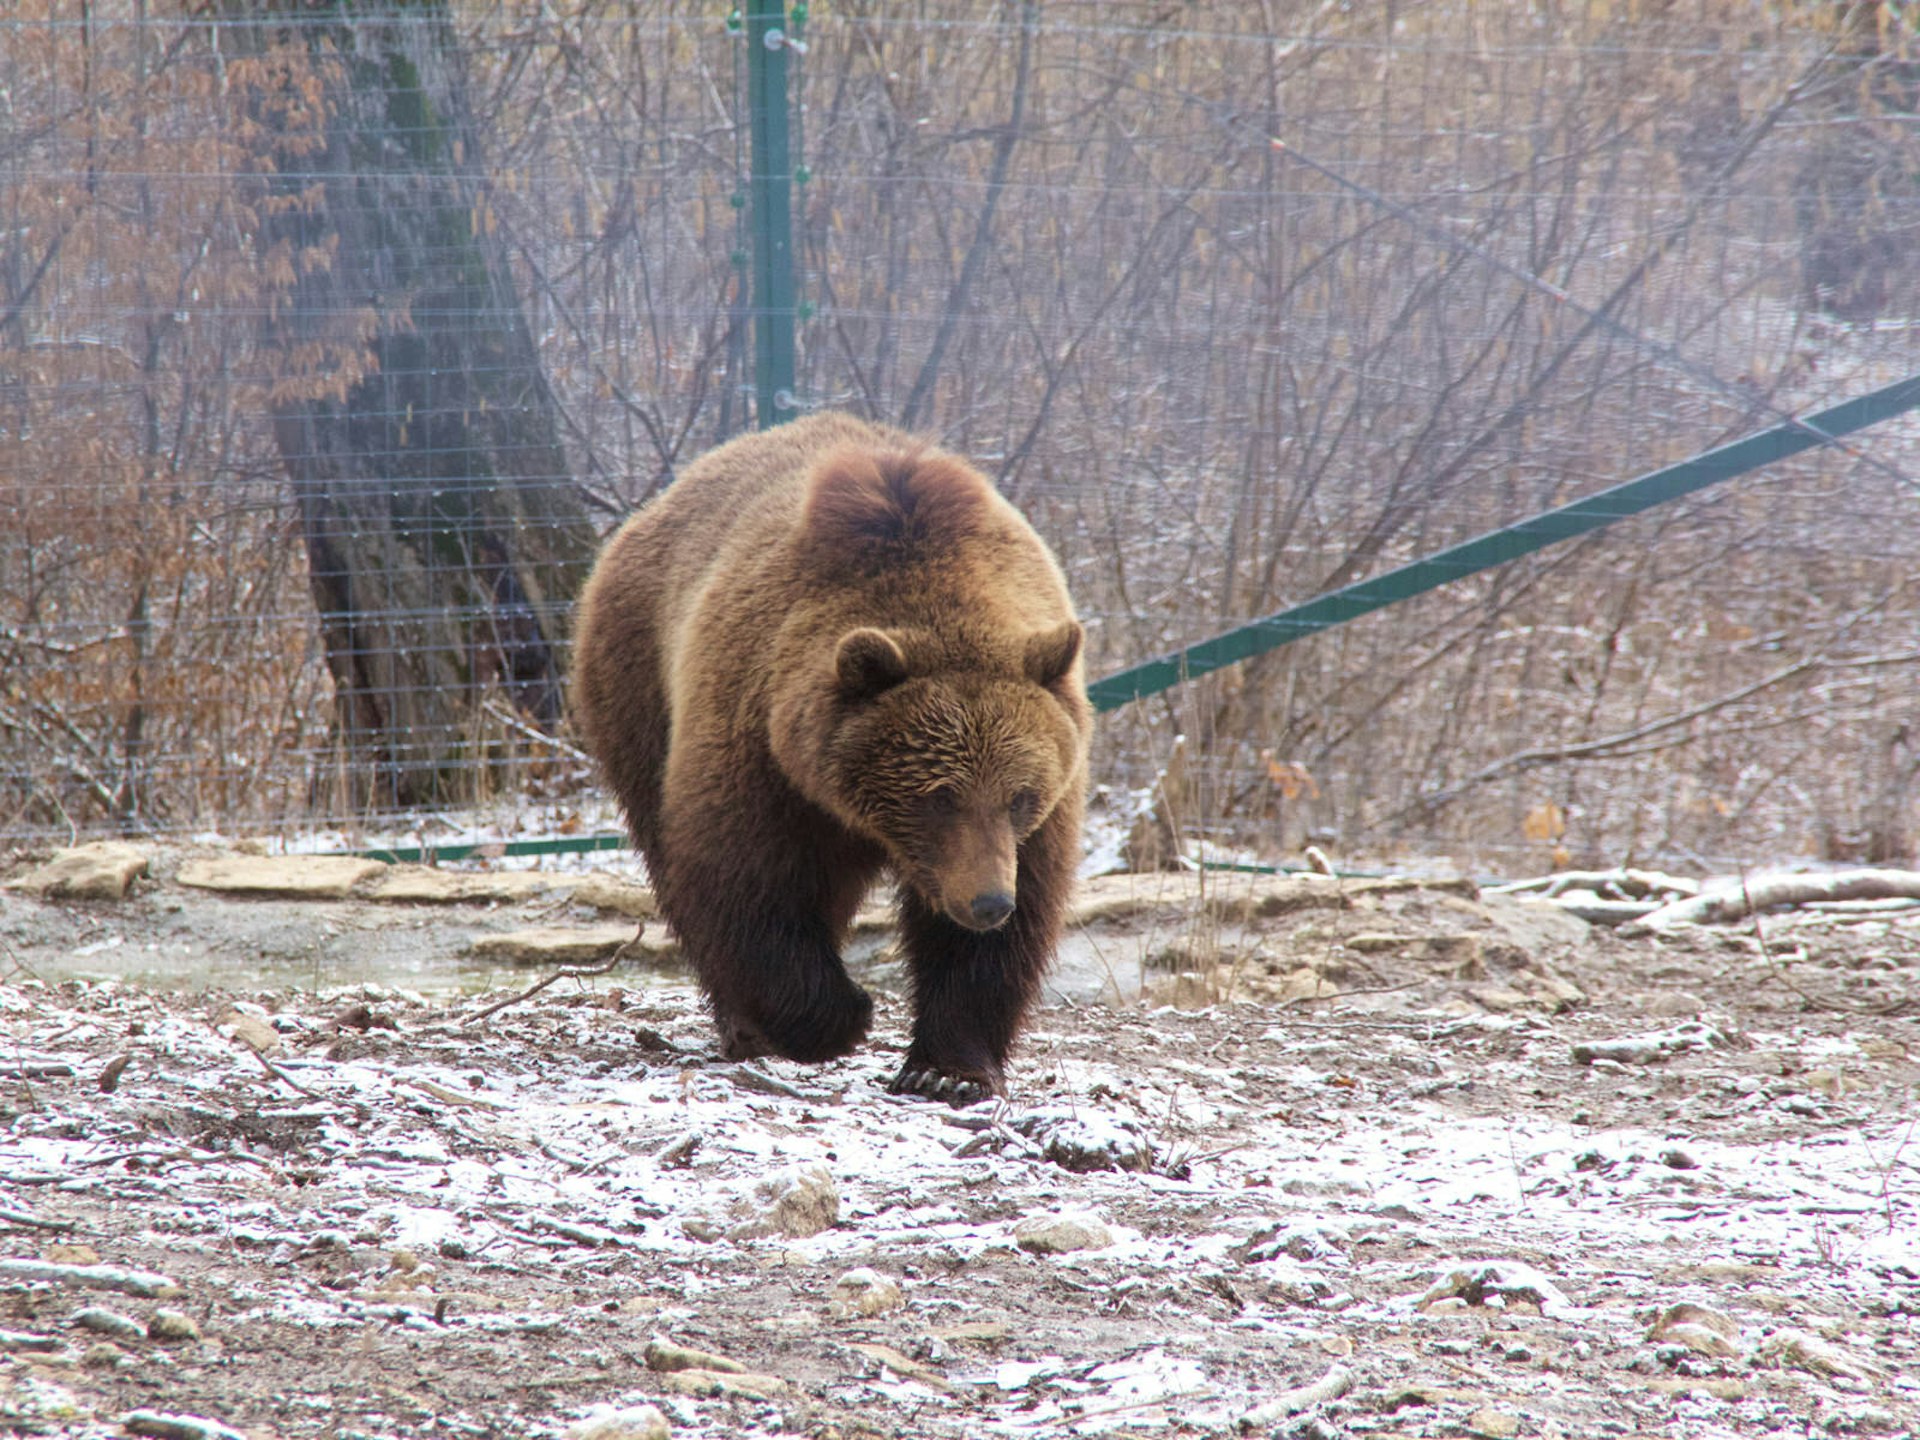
(0, 847, 1914, 1439)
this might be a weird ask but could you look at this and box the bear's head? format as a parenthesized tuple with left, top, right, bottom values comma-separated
(821, 621, 1085, 931)
(769, 441, 1090, 931)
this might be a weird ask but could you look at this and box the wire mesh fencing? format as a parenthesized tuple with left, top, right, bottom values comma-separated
(3, 0, 1918, 871)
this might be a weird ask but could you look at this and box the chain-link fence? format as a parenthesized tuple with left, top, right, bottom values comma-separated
(4, 1, 1918, 870)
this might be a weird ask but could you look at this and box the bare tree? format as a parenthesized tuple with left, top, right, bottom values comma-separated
(230, 0, 597, 809)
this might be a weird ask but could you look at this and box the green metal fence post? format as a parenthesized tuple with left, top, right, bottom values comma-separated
(746, 3, 798, 428)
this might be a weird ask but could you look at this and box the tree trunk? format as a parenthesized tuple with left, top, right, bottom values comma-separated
(237, 0, 597, 809)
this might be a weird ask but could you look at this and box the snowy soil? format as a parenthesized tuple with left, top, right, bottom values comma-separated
(0, 855, 1915, 1439)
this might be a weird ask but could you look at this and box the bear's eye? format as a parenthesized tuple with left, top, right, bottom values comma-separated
(922, 786, 961, 816)
(1010, 790, 1043, 828)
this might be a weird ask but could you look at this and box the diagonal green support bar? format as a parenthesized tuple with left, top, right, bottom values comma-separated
(1087, 373, 1920, 713)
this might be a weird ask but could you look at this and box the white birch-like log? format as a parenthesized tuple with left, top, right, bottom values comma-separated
(1622, 868, 1920, 934)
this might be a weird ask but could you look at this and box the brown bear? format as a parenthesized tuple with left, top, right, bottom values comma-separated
(570, 413, 1090, 1103)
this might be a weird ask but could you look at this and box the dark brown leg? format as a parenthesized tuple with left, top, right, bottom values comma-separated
(655, 790, 880, 1065)
(890, 793, 1079, 1105)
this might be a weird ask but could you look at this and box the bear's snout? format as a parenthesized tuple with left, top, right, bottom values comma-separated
(928, 808, 1019, 931)
(966, 890, 1016, 930)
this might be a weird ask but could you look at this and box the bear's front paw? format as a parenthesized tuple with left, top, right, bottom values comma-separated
(715, 1012, 774, 1061)
(887, 1063, 999, 1108)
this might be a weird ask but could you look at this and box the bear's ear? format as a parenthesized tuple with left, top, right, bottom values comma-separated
(836, 627, 911, 699)
(1023, 620, 1083, 690)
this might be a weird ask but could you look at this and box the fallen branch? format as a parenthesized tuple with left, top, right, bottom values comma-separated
(0, 1256, 180, 1298)
(464, 935, 644, 1025)
(1622, 868, 1920, 935)
(1239, 1363, 1354, 1429)
(1488, 868, 1700, 901)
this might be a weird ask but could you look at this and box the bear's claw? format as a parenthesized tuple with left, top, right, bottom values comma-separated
(887, 1064, 996, 1108)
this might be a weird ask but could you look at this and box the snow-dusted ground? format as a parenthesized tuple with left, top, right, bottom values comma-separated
(0, 856, 1914, 1438)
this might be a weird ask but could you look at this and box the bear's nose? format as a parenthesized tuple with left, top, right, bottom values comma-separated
(969, 891, 1016, 929)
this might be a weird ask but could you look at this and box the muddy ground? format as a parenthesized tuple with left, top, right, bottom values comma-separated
(0, 847, 1913, 1439)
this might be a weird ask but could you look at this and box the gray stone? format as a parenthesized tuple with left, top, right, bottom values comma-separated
(1013, 1211, 1113, 1255)
(146, 1308, 200, 1343)
(566, 1403, 670, 1440)
(729, 1163, 839, 1241)
(829, 1267, 905, 1319)
(72, 1307, 144, 1342)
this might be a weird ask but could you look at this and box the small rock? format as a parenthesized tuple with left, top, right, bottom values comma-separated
(1466, 1408, 1521, 1439)
(643, 1338, 746, 1374)
(45, 1244, 101, 1267)
(1571, 1022, 1725, 1066)
(1647, 1301, 1740, 1357)
(1648, 1376, 1747, 1400)
(729, 1163, 839, 1241)
(1658, 1146, 1700, 1170)
(1805, 1068, 1851, 1098)
(848, 1341, 953, 1391)
(3, 841, 149, 901)
(1345, 932, 1417, 954)
(72, 1307, 144, 1341)
(0, 1327, 63, 1353)
(829, 1267, 905, 1319)
(1823, 1406, 1903, 1434)
(656, 1368, 787, 1400)
(122, 1413, 248, 1440)
(81, 1342, 124, 1368)
(1466, 984, 1534, 1013)
(1758, 1328, 1884, 1382)
(566, 1402, 671, 1440)
(216, 1008, 282, 1056)
(1005, 1108, 1156, 1173)
(146, 1309, 200, 1343)
(1013, 1210, 1112, 1255)
(1415, 1260, 1580, 1319)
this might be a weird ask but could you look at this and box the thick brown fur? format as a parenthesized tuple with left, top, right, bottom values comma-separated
(571, 414, 1091, 1101)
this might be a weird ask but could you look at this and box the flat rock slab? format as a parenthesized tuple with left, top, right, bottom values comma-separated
(176, 855, 386, 899)
(364, 867, 578, 906)
(467, 923, 661, 966)
(4, 842, 150, 901)
(1072, 870, 1353, 925)
(567, 875, 658, 918)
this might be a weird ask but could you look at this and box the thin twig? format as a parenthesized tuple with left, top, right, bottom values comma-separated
(464, 936, 643, 1025)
